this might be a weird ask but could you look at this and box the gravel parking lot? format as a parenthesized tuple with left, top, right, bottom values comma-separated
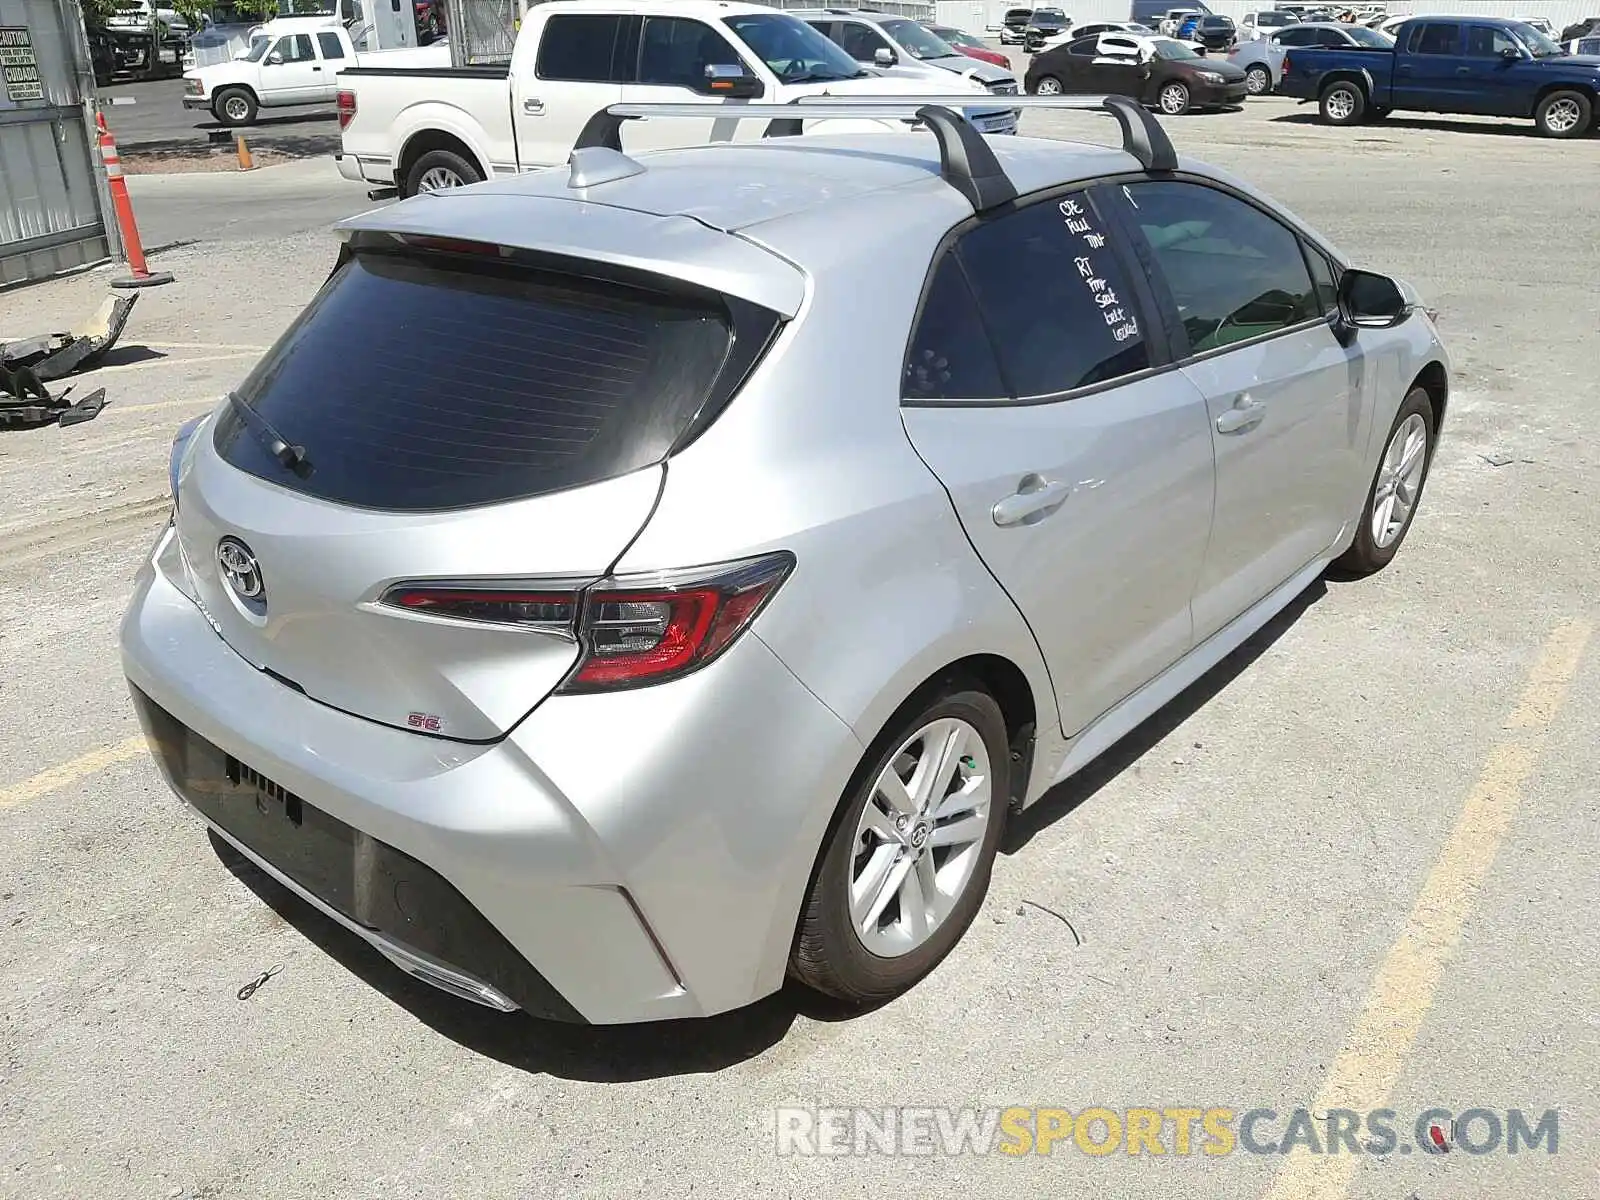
(2, 93, 1596, 1200)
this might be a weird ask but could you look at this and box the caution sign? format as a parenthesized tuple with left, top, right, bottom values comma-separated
(0, 27, 43, 103)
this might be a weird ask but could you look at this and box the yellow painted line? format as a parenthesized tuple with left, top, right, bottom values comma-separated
(0, 736, 149, 813)
(1263, 618, 1593, 1200)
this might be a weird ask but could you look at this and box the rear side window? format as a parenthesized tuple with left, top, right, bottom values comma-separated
(536, 14, 625, 82)
(214, 253, 734, 511)
(954, 192, 1151, 398)
(316, 32, 344, 59)
(1408, 22, 1461, 54)
(902, 257, 1005, 401)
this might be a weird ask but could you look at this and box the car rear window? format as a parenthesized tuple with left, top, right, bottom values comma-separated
(213, 250, 734, 511)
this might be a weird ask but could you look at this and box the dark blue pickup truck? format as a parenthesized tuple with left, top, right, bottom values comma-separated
(1279, 17, 1600, 137)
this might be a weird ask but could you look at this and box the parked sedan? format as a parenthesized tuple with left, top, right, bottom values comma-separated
(1023, 7, 1070, 50)
(124, 95, 1448, 1024)
(1027, 32, 1249, 113)
(1228, 20, 1392, 95)
(1192, 13, 1238, 50)
(923, 22, 1012, 67)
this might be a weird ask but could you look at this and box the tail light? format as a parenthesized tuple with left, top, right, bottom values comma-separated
(1281, 52, 1293, 74)
(337, 88, 356, 130)
(380, 551, 795, 694)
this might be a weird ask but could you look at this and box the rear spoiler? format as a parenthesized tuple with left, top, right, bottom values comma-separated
(570, 94, 1178, 214)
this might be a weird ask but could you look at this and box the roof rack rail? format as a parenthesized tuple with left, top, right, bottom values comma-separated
(571, 94, 1176, 212)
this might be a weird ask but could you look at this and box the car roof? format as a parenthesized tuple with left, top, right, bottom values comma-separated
(530, 0, 788, 15)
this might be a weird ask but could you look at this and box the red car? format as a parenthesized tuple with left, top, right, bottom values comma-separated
(923, 22, 1012, 68)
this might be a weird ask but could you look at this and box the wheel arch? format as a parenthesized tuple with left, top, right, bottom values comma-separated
(213, 82, 260, 109)
(1319, 69, 1371, 99)
(1412, 359, 1448, 434)
(1530, 80, 1596, 119)
(396, 128, 486, 193)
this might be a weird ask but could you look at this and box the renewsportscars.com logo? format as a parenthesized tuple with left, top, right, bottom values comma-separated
(773, 1106, 1560, 1158)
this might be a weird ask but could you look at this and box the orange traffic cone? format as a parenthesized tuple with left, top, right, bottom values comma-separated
(236, 135, 254, 170)
(98, 111, 174, 289)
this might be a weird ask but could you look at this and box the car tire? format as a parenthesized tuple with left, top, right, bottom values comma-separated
(1319, 80, 1365, 125)
(1533, 89, 1592, 138)
(1245, 64, 1271, 95)
(1158, 81, 1191, 115)
(212, 87, 257, 126)
(1335, 386, 1436, 576)
(403, 148, 482, 197)
(790, 685, 1010, 1006)
(1031, 74, 1062, 95)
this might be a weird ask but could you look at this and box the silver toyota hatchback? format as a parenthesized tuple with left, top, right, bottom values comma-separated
(122, 97, 1449, 1025)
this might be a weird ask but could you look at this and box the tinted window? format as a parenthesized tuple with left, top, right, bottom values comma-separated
(1067, 35, 1099, 54)
(902, 257, 1005, 401)
(956, 194, 1151, 397)
(1122, 181, 1318, 353)
(1465, 24, 1521, 55)
(215, 252, 733, 511)
(639, 17, 743, 87)
(316, 31, 344, 59)
(536, 14, 623, 82)
(1408, 22, 1460, 54)
(1274, 27, 1312, 44)
(832, 20, 892, 59)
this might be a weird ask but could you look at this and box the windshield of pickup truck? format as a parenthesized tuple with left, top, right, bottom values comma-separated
(1507, 22, 1565, 55)
(881, 18, 961, 59)
(723, 13, 868, 82)
(1346, 25, 1394, 47)
(1152, 37, 1200, 59)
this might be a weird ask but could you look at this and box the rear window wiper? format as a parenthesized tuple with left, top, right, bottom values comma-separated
(226, 390, 312, 475)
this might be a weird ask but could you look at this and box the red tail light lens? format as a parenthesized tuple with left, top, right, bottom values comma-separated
(1281, 52, 1293, 74)
(564, 552, 795, 693)
(378, 551, 794, 694)
(337, 88, 356, 130)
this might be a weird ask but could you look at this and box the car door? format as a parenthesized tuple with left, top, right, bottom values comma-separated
(1093, 34, 1149, 97)
(898, 186, 1216, 738)
(1460, 23, 1537, 115)
(313, 31, 347, 103)
(514, 12, 627, 168)
(1108, 179, 1364, 643)
(258, 33, 320, 104)
(620, 15, 762, 150)
(1393, 20, 1465, 109)
(1045, 36, 1104, 91)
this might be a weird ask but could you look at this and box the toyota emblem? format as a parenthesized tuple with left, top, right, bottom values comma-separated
(217, 537, 265, 603)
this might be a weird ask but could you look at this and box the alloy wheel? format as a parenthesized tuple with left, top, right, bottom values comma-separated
(1160, 84, 1188, 114)
(1371, 413, 1428, 548)
(224, 95, 249, 121)
(418, 166, 465, 192)
(848, 717, 993, 958)
(1544, 98, 1581, 134)
(1036, 76, 1062, 95)
(1246, 66, 1270, 95)
(1325, 88, 1356, 121)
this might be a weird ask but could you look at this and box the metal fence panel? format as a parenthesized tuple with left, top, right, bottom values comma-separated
(0, 0, 111, 287)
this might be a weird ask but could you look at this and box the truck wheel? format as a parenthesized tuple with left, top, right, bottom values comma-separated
(1245, 65, 1271, 95)
(1534, 90, 1592, 138)
(212, 87, 256, 126)
(1319, 80, 1365, 125)
(404, 149, 482, 197)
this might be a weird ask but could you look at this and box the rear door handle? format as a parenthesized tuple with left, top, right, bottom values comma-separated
(1216, 396, 1266, 435)
(992, 476, 1071, 527)
(523, 97, 545, 115)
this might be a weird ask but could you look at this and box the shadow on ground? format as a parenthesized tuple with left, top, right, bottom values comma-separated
(1270, 111, 1560, 139)
(211, 831, 869, 1081)
(1004, 577, 1328, 854)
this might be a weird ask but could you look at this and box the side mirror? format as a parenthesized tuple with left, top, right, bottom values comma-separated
(266, 51, 284, 64)
(1337, 268, 1411, 329)
(1499, 45, 1522, 60)
(873, 46, 896, 66)
(700, 62, 763, 99)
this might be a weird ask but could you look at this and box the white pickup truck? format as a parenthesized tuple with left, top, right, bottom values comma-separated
(335, 0, 1018, 197)
(183, 16, 446, 126)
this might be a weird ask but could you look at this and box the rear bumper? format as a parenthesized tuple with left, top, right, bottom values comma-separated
(334, 152, 394, 185)
(120, 528, 866, 1024)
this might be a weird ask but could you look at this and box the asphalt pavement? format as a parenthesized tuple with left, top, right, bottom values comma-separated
(99, 77, 341, 161)
(2, 93, 1597, 1200)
